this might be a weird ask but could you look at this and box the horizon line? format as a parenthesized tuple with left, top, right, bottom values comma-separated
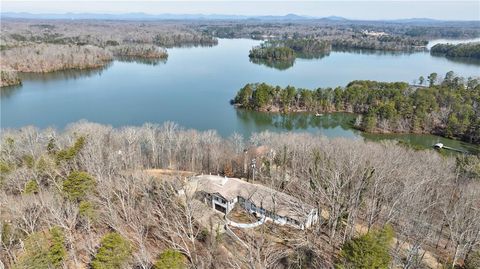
(2, 12, 480, 22)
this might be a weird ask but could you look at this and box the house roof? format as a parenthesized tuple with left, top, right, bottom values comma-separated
(187, 175, 315, 221)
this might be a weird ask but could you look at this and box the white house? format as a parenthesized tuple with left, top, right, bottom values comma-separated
(186, 175, 318, 230)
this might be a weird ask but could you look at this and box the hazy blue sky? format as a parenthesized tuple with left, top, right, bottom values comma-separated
(1, 1, 479, 20)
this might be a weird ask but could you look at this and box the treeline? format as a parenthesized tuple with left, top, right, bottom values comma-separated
(233, 73, 480, 143)
(430, 42, 480, 59)
(198, 20, 480, 40)
(249, 36, 426, 64)
(275, 38, 331, 56)
(248, 36, 427, 70)
(201, 23, 460, 52)
(0, 20, 218, 87)
(331, 35, 428, 51)
(249, 39, 330, 61)
(108, 44, 168, 59)
(1, 122, 479, 268)
(249, 45, 295, 61)
(0, 69, 21, 87)
(0, 43, 170, 86)
(153, 33, 218, 48)
(404, 25, 480, 38)
(1, 20, 218, 49)
(0, 44, 113, 73)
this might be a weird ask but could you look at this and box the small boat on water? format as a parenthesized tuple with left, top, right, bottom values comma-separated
(433, 143, 444, 149)
(432, 143, 468, 154)
(315, 113, 323, 117)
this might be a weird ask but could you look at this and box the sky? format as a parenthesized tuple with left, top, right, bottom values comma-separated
(1, 1, 479, 21)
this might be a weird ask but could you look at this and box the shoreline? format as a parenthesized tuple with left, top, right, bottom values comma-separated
(0, 54, 170, 88)
(232, 105, 478, 148)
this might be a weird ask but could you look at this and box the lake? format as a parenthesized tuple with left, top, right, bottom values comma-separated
(1, 38, 479, 153)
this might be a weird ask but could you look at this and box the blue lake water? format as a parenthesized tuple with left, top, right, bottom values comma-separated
(1, 38, 479, 153)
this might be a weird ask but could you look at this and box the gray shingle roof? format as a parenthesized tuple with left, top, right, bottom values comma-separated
(188, 175, 314, 221)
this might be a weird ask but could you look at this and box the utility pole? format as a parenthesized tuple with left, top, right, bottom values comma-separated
(251, 158, 256, 182)
(243, 149, 248, 176)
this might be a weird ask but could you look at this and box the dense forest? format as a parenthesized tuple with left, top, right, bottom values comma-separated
(249, 39, 331, 62)
(0, 20, 217, 87)
(248, 35, 428, 70)
(108, 44, 168, 59)
(249, 36, 427, 63)
(274, 38, 331, 56)
(197, 20, 480, 52)
(0, 20, 218, 49)
(430, 42, 480, 59)
(197, 20, 480, 40)
(198, 19, 480, 53)
(233, 72, 480, 144)
(0, 43, 168, 86)
(330, 35, 428, 51)
(1, 122, 479, 268)
(1, 44, 113, 73)
(247, 35, 428, 70)
(249, 44, 295, 61)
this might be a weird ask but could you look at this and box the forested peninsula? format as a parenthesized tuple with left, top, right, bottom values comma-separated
(232, 72, 480, 143)
(0, 20, 217, 87)
(430, 42, 480, 59)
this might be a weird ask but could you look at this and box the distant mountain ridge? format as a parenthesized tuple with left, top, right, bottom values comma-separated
(1, 12, 315, 21)
(0, 12, 475, 23)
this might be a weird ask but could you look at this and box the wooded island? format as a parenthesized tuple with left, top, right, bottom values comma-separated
(233, 72, 480, 143)
(249, 39, 331, 61)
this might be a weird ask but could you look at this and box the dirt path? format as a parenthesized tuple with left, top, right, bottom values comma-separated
(144, 168, 197, 178)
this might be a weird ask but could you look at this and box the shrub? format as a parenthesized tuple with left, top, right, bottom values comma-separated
(106, 40, 120, 46)
(24, 180, 39, 194)
(79, 200, 96, 220)
(197, 229, 209, 243)
(22, 155, 35, 168)
(55, 136, 85, 164)
(48, 227, 67, 267)
(0, 160, 14, 187)
(465, 249, 480, 269)
(91, 232, 132, 269)
(35, 156, 53, 175)
(1, 222, 19, 246)
(14, 227, 66, 269)
(335, 225, 394, 269)
(456, 155, 480, 180)
(62, 171, 96, 201)
(154, 249, 186, 269)
(0, 160, 13, 174)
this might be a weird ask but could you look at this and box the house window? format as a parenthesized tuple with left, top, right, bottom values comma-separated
(214, 204, 227, 214)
